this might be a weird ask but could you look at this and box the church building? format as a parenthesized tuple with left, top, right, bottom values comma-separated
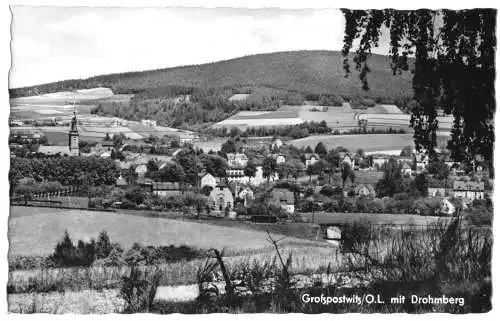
(68, 110, 80, 156)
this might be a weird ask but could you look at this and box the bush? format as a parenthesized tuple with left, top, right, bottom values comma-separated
(322, 200, 339, 212)
(120, 266, 161, 313)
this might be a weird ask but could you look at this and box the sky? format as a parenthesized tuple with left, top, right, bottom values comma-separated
(9, 6, 362, 88)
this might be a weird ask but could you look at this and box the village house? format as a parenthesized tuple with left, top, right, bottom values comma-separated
(227, 153, 248, 168)
(354, 184, 376, 197)
(152, 182, 186, 197)
(428, 187, 447, 197)
(237, 187, 255, 208)
(453, 180, 485, 202)
(141, 119, 157, 127)
(201, 173, 217, 189)
(271, 188, 295, 214)
(226, 153, 249, 184)
(273, 153, 286, 164)
(440, 198, 456, 215)
(249, 166, 279, 185)
(91, 141, 115, 156)
(340, 153, 355, 168)
(303, 153, 319, 167)
(208, 185, 234, 212)
(135, 164, 148, 178)
(271, 138, 284, 150)
(115, 176, 129, 188)
(401, 163, 412, 176)
(372, 156, 389, 169)
(415, 152, 429, 173)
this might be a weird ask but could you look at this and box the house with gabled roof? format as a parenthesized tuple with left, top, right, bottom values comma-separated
(303, 153, 319, 167)
(453, 180, 485, 202)
(271, 188, 295, 214)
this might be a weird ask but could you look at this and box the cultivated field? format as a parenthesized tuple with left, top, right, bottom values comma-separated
(8, 206, 323, 258)
(214, 103, 454, 135)
(214, 109, 303, 129)
(10, 88, 197, 144)
(288, 133, 451, 153)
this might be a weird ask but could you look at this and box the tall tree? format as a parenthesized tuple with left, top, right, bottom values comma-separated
(314, 142, 327, 158)
(341, 9, 495, 167)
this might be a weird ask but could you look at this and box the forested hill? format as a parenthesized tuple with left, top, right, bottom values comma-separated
(10, 50, 413, 100)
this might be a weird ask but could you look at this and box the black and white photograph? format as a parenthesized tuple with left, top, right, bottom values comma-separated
(6, 1, 497, 314)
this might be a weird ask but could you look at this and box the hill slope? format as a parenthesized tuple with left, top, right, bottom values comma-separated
(10, 50, 413, 99)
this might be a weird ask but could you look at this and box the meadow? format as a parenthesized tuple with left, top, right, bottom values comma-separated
(288, 133, 451, 153)
(8, 206, 323, 258)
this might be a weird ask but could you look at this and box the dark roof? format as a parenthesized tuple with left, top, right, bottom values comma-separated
(453, 181, 484, 191)
(116, 177, 128, 186)
(271, 188, 294, 204)
(153, 182, 181, 190)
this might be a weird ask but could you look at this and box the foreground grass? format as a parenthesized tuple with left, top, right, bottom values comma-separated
(8, 244, 337, 294)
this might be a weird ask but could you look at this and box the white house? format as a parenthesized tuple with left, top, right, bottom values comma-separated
(428, 187, 446, 197)
(249, 166, 278, 186)
(209, 185, 234, 212)
(226, 153, 248, 168)
(271, 138, 284, 150)
(453, 181, 485, 202)
(271, 189, 295, 214)
(135, 164, 148, 178)
(341, 153, 355, 168)
(273, 154, 286, 164)
(200, 173, 217, 188)
(415, 152, 429, 173)
(201, 173, 217, 189)
(238, 187, 255, 208)
(401, 163, 412, 176)
(141, 119, 157, 127)
(304, 153, 319, 167)
(440, 198, 456, 216)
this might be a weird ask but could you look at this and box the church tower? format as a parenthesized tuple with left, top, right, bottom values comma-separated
(68, 108, 80, 156)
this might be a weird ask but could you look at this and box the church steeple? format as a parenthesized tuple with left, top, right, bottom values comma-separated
(68, 107, 80, 156)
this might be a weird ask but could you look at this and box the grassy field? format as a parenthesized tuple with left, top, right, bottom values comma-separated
(8, 206, 323, 258)
(298, 212, 451, 226)
(288, 133, 450, 153)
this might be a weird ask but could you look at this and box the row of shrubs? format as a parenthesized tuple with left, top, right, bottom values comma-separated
(89, 187, 208, 213)
(9, 231, 203, 270)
